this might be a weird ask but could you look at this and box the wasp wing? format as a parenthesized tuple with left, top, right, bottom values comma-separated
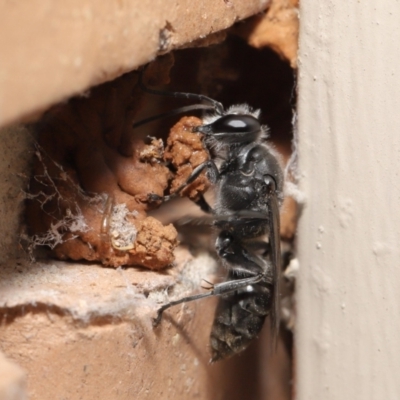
(267, 188, 281, 343)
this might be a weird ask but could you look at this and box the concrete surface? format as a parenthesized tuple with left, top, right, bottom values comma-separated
(0, 0, 270, 127)
(0, 0, 299, 398)
(0, 250, 221, 399)
(296, 0, 400, 399)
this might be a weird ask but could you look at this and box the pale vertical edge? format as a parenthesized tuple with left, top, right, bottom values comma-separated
(0, 352, 26, 400)
(296, 1, 400, 400)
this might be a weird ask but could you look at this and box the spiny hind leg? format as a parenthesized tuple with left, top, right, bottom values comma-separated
(153, 273, 264, 326)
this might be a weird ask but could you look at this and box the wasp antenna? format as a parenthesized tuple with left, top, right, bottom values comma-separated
(138, 67, 224, 115)
(132, 104, 216, 129)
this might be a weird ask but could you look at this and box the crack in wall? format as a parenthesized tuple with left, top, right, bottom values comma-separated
(0, 300, 150, 328)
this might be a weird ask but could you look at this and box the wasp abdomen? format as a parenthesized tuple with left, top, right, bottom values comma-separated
(210, 279, 272, 362)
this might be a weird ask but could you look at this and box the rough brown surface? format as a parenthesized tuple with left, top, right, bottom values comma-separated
(280, 195, 298, 241)
(0, 250, 221, 400)
(0, 0, 271, 128)
(164, 116, 210, 200)
(0, 9, 299, 399)
(24, 65, 212, 269)
(0, 125, 33, 263)
(0, 249, 294, 400)
(234, 0, 299, 68)
(24, 68, 170, 269)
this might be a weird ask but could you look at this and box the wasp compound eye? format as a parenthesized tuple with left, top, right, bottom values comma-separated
(218, 114, 261, 133)
(210, 114, 261, 134)
(194, 114, 262, 144)
(197, 114, 261, 135)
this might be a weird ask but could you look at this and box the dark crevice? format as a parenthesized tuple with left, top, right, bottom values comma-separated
(0, 302, 125, 327)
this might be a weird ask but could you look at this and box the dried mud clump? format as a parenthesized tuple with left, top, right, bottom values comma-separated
(24, 61, 209, 269)
(233, 0, 299, 68)
(164, 116, 210, 200)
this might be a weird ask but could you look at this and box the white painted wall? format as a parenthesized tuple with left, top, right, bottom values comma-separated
(296, 1, 400, 399)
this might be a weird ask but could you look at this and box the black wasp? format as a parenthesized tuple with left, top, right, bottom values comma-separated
(136, 67, 284, 362)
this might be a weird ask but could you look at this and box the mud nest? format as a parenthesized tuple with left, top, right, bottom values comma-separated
(24, 58, 210, 269)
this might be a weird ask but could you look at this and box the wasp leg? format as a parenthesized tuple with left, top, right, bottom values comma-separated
(201, 279, 215, 290)
(177, 159, 219, 212)
(193, 195, 213, 214)
(148, 192, 212, 214)
(216, 231, 272, 276)
(148, 160, 219, 212)
(153, 273, 264, 327)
